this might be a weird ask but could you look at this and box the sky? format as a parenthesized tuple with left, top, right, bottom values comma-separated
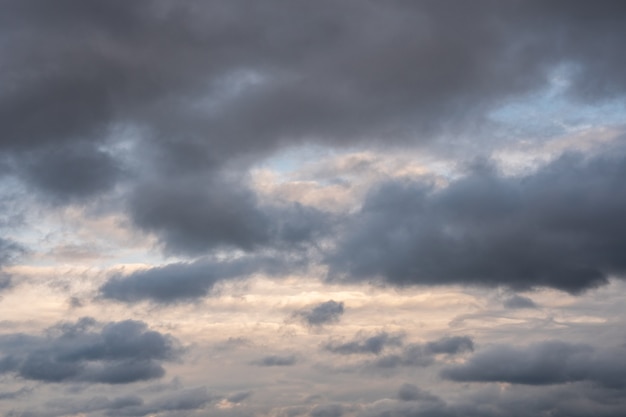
(1, 1, 626, 416)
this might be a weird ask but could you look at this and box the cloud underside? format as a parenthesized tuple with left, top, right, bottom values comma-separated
(100, 151, 626, 302)
(0, 318, 180, 384)
(329, 152, 626, 293)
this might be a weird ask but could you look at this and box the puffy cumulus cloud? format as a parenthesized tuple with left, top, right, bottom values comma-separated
(292, 300, 345, 327)
(441, 340, 626, 389)
(328, 151, 626, 293)
(0, 317, 181, 384)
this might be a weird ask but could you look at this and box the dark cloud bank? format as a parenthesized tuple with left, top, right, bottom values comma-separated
(0, 0, 623, 296)
(103, 150, 626, 301)
(1, 0, 625, 250)
(329, 152, 626, 293)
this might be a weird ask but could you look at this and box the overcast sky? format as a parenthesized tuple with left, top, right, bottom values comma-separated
(1, 1, 626, 416)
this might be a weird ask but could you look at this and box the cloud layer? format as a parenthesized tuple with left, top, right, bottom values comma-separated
(2, 1, 626, 416)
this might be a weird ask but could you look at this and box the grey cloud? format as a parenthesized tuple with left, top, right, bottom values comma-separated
(128, 178, 270, 255)
(293, 300, 344, 327)
(442, 341, 626, 389)
(128, 176, 332, 256)
(372, 335, 473, 370)
(16, 144, 122, 202)
(503, 295, 538, 309)
(397, 384, 442, 403)
(0, 317, 181, 384)
(101, 261, 226, 303)
(253, 355, 297, 367)
(425, 336, 474, 355)
(100, 254, 298, 303)
(2, 0, 626, 212)
(323, 332, 404, 355)
(329, 152, 626, 293)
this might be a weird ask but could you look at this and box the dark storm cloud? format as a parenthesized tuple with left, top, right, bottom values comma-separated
(1, 0, 625, 240)
(503, 295, 538, 309)
(293, 300, 344, 327)
(100, 253, 301, 303)
(323, 332, 404, 355)
(0, 317, 181, 384)
(329, 151, 626, 293)
(252, 354, 297, 367)
(442, 340, 626, 389)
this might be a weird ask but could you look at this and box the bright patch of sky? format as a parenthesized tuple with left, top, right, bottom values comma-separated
(259, 144, 339, 178)
(490, 64, 626, 140)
